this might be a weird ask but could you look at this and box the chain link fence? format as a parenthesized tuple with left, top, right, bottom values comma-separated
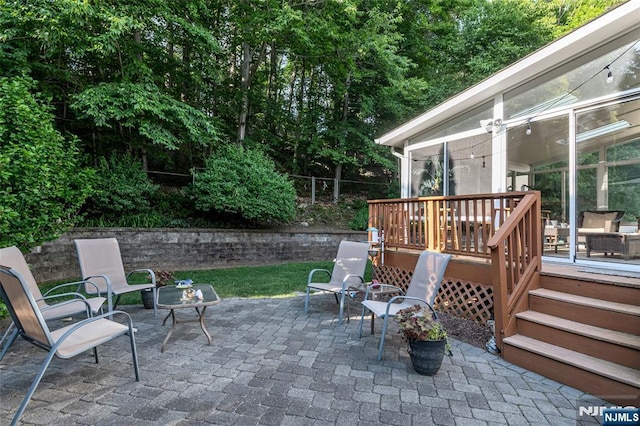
(146, 170, 396, 204)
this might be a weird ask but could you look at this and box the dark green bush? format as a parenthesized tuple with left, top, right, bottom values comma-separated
(190, 146, 296, 225)
(82, 154, 159, 221)
(0, 77, 94, 251)
(349, 206, 370, 231)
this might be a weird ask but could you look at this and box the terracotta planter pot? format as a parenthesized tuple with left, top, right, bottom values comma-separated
(408, 338, 446, 376)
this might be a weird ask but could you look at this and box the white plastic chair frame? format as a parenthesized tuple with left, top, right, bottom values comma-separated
(0, 266, 140, 426)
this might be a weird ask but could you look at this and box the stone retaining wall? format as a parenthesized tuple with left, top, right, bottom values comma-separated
(24, 228, 365, 283)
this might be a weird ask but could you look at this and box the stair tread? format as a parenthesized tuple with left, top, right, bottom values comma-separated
(503, 335, 640, 388)
(530, 288, 640, 316)
(516, 311, 640, 350)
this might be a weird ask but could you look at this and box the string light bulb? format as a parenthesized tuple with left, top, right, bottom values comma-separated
(526, 121, 532, 135)
(470, 151, 475, 159)
(605, 65, 613, 83)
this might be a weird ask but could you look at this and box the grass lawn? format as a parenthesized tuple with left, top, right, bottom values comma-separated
(40, 261, 373, 306)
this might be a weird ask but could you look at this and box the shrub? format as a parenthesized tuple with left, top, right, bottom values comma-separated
(349, 206, 370, 231)
(0, 77, 94, 251)
(190, 146, 296, 225)
(82, 154, 158, 221)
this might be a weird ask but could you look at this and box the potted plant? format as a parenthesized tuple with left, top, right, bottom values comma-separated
(141, 270, 174, 309)
(395, 304, 450, 376)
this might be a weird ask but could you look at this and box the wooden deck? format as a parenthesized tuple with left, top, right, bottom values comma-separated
(541, 261, 640, 288)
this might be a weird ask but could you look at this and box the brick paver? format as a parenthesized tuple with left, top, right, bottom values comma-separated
(0, 296, 604, 424)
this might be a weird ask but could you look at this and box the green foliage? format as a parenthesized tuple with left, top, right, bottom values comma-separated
(191, 146, 297, 225)
(71, 83, 219, 150)
(0, 77, 94, 251)
(349, 207, 370, 231)
(395, 304, 448, 342)
(82, 155, 158, 220)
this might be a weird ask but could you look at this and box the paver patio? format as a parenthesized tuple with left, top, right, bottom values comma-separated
(0, 295, 604, 425)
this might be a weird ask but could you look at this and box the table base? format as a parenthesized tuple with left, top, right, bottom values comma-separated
(161, 306, 211, 352)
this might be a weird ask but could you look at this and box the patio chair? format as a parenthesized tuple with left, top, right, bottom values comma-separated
(74, 237, 157, 316)
(0, 246, 106, 361)
(304, 240, 370, 325)
(0, 265, 139, 426)
(357, 250, 451, 360)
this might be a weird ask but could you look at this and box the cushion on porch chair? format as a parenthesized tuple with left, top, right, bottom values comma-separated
(357, 250, 452, 360)
(578, 210, 624, 233)
(74, 238, 157, 316)
(304, 240, 370, 325)
(0, 265, 140, 425)
(0, 246, 106, 360)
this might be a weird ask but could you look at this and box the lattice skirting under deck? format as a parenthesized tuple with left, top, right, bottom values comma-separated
(374, 264, 494, 326)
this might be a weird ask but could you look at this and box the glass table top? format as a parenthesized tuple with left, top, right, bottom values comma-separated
(157, 284, 220, 308)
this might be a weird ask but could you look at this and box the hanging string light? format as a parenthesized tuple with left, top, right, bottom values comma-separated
(605, 65, 613, 83)
(526, 120, 532, 135)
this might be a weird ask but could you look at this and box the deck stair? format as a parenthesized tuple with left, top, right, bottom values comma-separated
(502, 271, 640, 406)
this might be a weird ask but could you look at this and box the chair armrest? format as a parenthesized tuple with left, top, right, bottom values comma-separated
(42, 280, 101, 297)
(39, 297, 92, 317)
(363, 283, 403, 300)
(384, 296, 438, 318)
(82, 275, 112, 296)
(126, 269, 156, 285)
(341, 274, 364, 290)
(51, 310, 136, 356)
(307, 269, 331, 285)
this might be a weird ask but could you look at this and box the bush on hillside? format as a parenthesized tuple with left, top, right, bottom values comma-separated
(82, 154, 159, 221)
(190, 146, 296, 225)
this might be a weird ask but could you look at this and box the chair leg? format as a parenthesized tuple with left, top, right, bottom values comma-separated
(152, 287, 157, 317)
(338, 292, 345, 325)
(0, 324, 18, 361)
(377, 315, 390, 361)
(304, 287, 310, 314)
(128, 330, 140, 381)
(11, 350, 57, 426)
(357, 305, 366, 338)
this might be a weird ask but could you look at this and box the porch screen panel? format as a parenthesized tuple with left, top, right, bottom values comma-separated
(575, 98, 640, 264)
(410, 145, 446, 197)
(447, 135, 491, 196)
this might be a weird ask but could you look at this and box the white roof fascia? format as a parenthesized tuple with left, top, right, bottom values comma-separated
(376, 1, 640, 147)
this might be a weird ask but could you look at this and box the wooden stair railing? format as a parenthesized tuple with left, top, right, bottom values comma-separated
(486, 192, 542, 351)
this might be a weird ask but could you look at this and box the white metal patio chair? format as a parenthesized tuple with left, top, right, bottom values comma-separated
(304, 240, 370, 325)
(0, 265, 140, 426)
(357, 250, 451, 360)
(74, 238, 157, 316)
(0, 246, 106, 361)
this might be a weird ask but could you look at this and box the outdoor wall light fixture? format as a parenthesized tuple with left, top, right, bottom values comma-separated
(480, 118, 503, 133)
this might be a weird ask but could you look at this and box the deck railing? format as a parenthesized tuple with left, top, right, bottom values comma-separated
(368, 192, 531, 258)
(367, 191, 542, 351)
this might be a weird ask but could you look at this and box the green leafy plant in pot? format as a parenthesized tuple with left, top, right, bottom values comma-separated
(141, 270, 174, 309)
(395, 304, 450, 376)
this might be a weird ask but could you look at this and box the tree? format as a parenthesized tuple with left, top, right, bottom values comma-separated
(0, 77, 94, 251)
